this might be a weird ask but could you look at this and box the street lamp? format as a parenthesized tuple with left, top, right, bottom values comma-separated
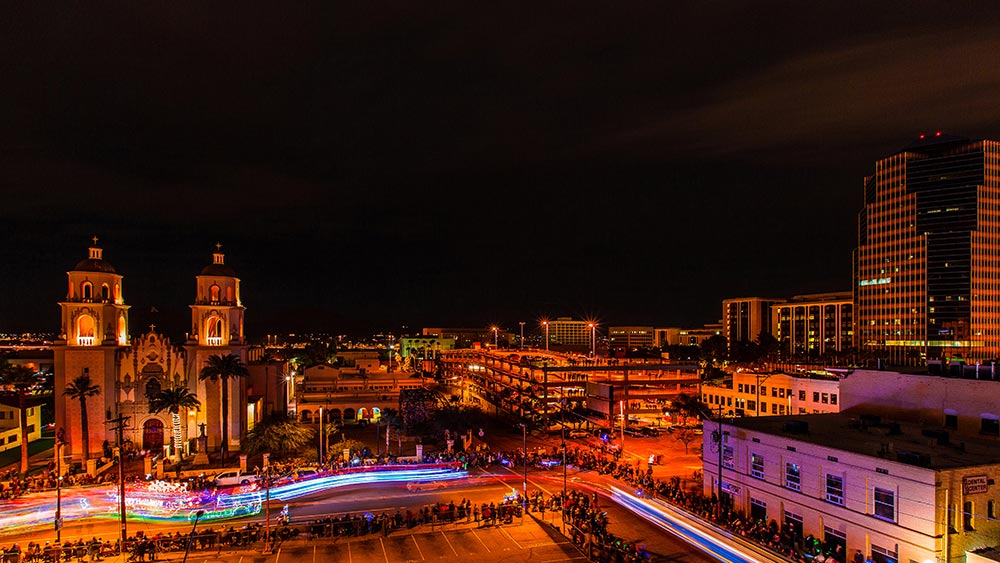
(491, 326, 499, 349)
(587, 323, 596, 358)
(319, 406, 325, 465)
(519, 322, 525, 350)
(541, 321, 549, 352)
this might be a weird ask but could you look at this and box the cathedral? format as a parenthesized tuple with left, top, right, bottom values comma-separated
(53, 240, 248, 463)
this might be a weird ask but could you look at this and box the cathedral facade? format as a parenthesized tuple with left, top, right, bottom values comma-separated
(53, 241, 248, 462)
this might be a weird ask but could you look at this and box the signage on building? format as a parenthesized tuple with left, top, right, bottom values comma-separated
(963, 475, 989, 495)
(721, 481, 741, 496)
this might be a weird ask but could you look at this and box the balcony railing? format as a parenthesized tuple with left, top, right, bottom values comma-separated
(206, 337, 223, 346)
(77, 336, 95, 346)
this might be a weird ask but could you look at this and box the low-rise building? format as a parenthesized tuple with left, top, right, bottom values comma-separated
(399, 336, 456, 359)
(0, 396, 43, 453)
(701, 370, 842, 417)
(703, 412, 1000, 563)
(295, 364, 429, 424)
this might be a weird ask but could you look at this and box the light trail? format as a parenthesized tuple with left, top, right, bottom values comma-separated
(610, 486, 775, 563)
(0, 464, 467, 534)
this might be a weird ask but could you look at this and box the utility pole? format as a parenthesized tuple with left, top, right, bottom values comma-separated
(519, 322, 525, 350)
(106, 414, 130, 546)
(55, 427, 64, 544)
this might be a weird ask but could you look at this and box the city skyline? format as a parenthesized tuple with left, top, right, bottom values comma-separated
(4, 3, 1000, 336)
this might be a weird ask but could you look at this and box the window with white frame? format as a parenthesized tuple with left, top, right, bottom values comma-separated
(825, 473, 844, 505)
(871, 544, 897, 563)
(751, 453, 764, 479)
(873, 487, 895, 521)
(785, 462, 801, 491)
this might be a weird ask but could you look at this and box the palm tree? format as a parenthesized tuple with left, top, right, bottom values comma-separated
(64, 373, 101, 465)
(148, 387, 201, 464)
(380, 408, 402, 455)
(199, 353, 249, 464)
(1, 365, 38, 475)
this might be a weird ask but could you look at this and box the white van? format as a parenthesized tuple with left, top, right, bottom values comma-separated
(214, 470, 259, 487)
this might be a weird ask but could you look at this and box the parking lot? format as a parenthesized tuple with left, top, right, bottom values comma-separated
(179, 518, 584, 563)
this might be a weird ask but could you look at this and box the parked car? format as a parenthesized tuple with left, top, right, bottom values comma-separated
(567, 429, 590, 439)
(214, 470, 259, 487)
(640, 426, 661, 437)
(623, 427, 645, 438)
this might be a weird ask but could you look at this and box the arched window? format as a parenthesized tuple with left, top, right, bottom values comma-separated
(81, 282, 93, 301)
(114, 283, 121, 302)
(117, 315, 127, 345)
(206, 318, 224, 345)
(144, 378, 162, 400)
(101, 284, 110, 302)
(209, 284, 220, 302)
(77, 315, 96, 346)
(226, 286, 234, 303)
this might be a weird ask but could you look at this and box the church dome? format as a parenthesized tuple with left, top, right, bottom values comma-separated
(73, 240, 117, 273)
(73, 257, 117, 274)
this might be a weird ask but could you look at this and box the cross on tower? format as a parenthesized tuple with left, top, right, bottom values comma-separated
(92, 235, 99, 246)
(215, 242, 222, 251)
(149, 324, 156, 333)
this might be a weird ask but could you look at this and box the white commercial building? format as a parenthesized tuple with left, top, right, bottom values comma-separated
(703, 412, 1000, 563)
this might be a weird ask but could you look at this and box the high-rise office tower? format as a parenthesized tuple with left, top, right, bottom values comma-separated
(854, 134, 1000, 365)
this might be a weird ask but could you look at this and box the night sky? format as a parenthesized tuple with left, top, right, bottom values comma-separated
(4, 2, 1000, 338)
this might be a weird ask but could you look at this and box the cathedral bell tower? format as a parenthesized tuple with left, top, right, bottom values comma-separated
(186, 245, 247, 454)
(54, 238, 130, 463)
(188, 244, 245, 347)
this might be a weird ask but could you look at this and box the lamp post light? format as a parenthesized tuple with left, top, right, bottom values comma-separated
(492, 326, 499, 349)
(542, 321, 549, 352)
(519, 322, 525, 350)
(588, 323, 596, 358)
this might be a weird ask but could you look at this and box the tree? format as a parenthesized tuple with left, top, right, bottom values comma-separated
(671, 393, 710, 425)
(148, 386, 201, 464)
(199, 353, 249, 464)
(756, 331, 780, 362)
(242, 413, 315, 457)
(2, 365, 39, 475)
(64, 373, 101, 465)
(673, 427, 699, 454)
(398, 387, 441, 432)
(326, 438, 367, 462)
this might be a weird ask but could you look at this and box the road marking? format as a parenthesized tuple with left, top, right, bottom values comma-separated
(497, 526, 522, 549)
(471, 529, 491, 552)
(347, 539, 353, 563)
(411, 535, 425, 560)
(380, 537, 390, 563)
(313, 544, 316, 563)
(440, 531, 459, 556)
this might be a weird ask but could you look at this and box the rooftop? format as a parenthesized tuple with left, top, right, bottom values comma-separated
(728, 412, 1000, 470)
